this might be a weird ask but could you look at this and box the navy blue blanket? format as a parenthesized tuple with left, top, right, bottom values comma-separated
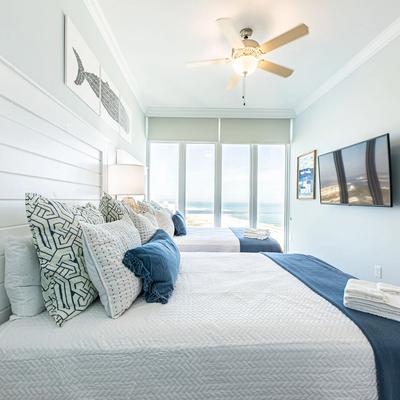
(230, 228, 282, 253)
(264, 253, 400, 400)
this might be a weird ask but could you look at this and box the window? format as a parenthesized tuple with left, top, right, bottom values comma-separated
(257, 145, 286, 245)
(149, 143, 179, 211)
(185, 144, 215, 227)
(221, 144, 250, 227)
(148, 141, 287, 246)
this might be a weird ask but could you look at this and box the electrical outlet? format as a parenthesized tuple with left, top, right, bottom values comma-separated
(374, 265, 383, 280)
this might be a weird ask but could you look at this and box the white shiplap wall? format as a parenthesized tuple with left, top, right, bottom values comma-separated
(0, 57, 115, 323)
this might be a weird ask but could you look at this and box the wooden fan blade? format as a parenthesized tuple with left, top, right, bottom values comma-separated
(216, 18, 244, 49)
(260, 24, 309, 53)
(226, 74, 240, 90)
(258, 60, 293, 78)
(186, 58, 231, 68)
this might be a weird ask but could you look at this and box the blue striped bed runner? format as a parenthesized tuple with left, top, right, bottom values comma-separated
(264, 252, 400, 400)
(229, 228, 282, 253)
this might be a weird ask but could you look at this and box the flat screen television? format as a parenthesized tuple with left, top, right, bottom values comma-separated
(318, 134, 392, 207)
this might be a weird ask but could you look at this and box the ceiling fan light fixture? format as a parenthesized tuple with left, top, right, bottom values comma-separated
(232, 55, 259, 76)
(232, 46, 262, 76)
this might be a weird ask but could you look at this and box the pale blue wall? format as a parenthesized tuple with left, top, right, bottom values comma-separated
(290, 36, 400, 284)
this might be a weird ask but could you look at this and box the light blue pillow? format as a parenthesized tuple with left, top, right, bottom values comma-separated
(172, 211, 187, 236)
(122, 229, 180, 304)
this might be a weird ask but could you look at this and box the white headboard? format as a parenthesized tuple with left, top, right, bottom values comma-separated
(0, 57, 111, 324)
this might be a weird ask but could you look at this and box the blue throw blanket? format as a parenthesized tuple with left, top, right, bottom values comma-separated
(230, 228, 282, 253)
(264, 253, 400, 400)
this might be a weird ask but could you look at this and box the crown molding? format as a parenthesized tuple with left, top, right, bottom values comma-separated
(145, 107, 295, 119)
(83, 0, 145, 112)
(296, 16, 400, 115)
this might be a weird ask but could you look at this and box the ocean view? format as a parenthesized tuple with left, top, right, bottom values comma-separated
(186, 201, 284, 226)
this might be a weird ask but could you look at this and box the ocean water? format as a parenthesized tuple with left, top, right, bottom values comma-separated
(186, 201, 284, 226)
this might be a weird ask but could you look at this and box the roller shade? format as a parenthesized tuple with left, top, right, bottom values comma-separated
(220, 118, 290, 144)
(148, 117, 218, 142)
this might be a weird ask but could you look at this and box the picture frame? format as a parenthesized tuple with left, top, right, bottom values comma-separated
(64, 16, 101, 114)
(297, 150, 316, 199)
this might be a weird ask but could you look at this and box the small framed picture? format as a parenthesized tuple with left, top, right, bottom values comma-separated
(297, 150, 316, 199)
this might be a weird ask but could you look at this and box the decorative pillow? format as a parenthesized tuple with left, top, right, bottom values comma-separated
(123, 229, 180, 304)
(153, 208, 175, 237)
(172, 211, 187, 236)
(81, 217, 142, 318)
(136, 201, 154, 214)
(25, 193, 103, 326)
(4, 235, 45, 317)
(143, 212, 158, 227)
(99, 192, 129, 222)
(127, 210, 157, 243)
(149, 200, 163, 210)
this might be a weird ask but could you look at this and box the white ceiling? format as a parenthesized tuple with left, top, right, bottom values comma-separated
(97, 0, 400, 112)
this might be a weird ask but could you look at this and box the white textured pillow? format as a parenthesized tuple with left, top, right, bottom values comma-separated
(143, 212, 158, 227)
(153, 208, 175, 237)
(4, 236, 45, 317)
(81, 217, 142, 319)
(127, 210, 157, 243)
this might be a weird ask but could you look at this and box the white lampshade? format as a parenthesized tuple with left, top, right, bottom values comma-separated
(108, 164, 145, 196)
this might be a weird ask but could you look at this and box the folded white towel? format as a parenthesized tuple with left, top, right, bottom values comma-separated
(344, 279, 400, 322)
(377, 282, 400, 295)
(344, 299, 400, 323)
(243, 228, 271, 240)
(344, 279, 386, 302)
(244, 228, 270, 235)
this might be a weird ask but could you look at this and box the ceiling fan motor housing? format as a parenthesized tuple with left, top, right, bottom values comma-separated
(240, 27, 253, 39)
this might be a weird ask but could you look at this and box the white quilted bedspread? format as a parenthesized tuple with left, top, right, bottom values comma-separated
(0, 252, 377, 400)
(174, 227, 240, 252)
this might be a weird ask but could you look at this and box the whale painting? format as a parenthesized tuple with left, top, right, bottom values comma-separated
(65, 16, 131, 139)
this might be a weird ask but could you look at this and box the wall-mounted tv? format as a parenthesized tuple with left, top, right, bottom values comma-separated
(318, 134, 392, 207)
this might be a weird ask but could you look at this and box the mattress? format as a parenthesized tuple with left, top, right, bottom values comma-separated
(174, 227, 240, 252)
(0, 252, 377, 400)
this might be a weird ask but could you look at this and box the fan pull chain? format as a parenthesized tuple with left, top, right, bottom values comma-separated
(242, 72, 247, 106)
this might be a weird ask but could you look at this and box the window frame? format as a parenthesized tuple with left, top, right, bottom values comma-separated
(147, 139, 290, 250)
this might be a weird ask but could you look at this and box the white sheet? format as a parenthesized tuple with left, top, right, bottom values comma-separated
(0, 252, 377, 400)
(174, 227, 240, 252)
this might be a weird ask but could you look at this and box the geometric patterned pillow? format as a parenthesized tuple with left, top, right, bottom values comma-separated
(25, 193, 104, 327)
(99, 192, 129, 222)
(81, 217, 142, 318)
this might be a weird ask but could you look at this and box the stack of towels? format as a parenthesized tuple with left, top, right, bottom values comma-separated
(243, 228, 271, 240)
(344, 279, 400, 322)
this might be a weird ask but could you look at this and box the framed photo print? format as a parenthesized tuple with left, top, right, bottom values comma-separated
(297, 150, 316, 199)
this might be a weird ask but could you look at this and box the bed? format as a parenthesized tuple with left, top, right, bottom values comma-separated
(173, 227, 282, 253)
(0, 252, 379, 400)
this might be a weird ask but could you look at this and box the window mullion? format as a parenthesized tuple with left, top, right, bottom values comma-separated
(250, 144, 258, 228)
(178, 143, 186, 214)
(214, 142, 222, 227)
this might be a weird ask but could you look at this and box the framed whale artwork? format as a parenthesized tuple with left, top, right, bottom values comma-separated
(64, 16, 132, 141)
(64, 16, 101, 114)
(100, 69, 120, 132)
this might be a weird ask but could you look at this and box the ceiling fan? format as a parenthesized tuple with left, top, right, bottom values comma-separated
(187, 18, 309, 105)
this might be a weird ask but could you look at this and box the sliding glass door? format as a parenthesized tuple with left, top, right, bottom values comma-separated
(185, 144, 215, 227)
(221, 144, 250, 227)
(257, 145, 286, 244)
(148, 143, 179, 211)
